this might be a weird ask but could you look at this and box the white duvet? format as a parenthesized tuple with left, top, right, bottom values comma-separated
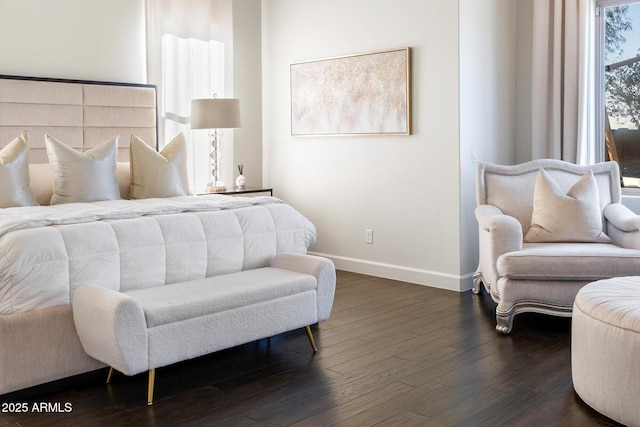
(0, 195, 317, 315)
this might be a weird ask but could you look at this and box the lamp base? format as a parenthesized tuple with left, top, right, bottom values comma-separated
(206, 181, 227, 193)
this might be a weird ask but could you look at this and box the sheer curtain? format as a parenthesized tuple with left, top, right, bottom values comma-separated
(531, 0, 597, 164)
(146, 0, 231, 192)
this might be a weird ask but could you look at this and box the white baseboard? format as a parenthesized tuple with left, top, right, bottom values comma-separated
(308, 252, 474, 292)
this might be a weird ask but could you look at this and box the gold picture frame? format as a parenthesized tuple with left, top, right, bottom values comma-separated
(290, 47, 411, 136)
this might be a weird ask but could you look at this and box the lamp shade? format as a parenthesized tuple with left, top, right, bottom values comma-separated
(190, 98, 241, 129)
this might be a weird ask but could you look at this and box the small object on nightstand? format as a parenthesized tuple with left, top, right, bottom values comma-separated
(236, 164, 246, 189)
(206, 183, 227, 193)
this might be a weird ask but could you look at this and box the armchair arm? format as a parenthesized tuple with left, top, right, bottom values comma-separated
(72, 285, 148, 376)
(604, 203, 640, 231)
(475, 205, 523, 288)
(604, 203, 640, 249)
(477, 205, 504, 229)
(476, 205, 523, 248)
(270, 253, 336, 322)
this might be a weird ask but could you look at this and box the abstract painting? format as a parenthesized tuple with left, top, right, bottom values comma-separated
(290, 47, 411, 136)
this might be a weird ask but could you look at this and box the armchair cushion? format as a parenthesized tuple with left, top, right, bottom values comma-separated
(525, 169, 610, 243)
(498, 243, 640, 280)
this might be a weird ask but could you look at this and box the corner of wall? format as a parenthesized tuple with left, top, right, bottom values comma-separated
(232, 0, 263, 187)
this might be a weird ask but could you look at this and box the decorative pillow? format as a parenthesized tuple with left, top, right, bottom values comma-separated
(0, 132, 38, 207)
(129, 133, 191, 199)
(524, 168, 611, 243)
(45, 134, 120, 204)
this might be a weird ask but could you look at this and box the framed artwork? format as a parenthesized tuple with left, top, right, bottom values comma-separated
(290, 47, 411, 136)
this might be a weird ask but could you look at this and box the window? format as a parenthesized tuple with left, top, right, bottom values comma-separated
(597, 1, 640, 187)
(160, 34, 226, 192)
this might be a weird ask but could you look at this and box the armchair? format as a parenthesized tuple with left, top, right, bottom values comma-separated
(474, 159, 640, 334)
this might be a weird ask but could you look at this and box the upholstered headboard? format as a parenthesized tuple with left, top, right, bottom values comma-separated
(0, 75, 157, 163)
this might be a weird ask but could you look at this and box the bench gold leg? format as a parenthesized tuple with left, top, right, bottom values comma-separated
(147, 369, 155, 406)
(305, 325, 318, 352)
(106, 367, 114, 384)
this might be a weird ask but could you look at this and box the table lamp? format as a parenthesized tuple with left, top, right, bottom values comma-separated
(190, 94, 241, 192)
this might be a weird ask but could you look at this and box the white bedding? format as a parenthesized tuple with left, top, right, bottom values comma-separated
(0, 195, 316, 315)
(0, 195, 278, 237)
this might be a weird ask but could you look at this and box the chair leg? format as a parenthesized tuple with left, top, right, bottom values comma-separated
(305, 325, 318, 352)
(472, 273, 484, 295)
(147, 369, 155, 406)
(496, 312, 515, 334)
(106, 367, 114, 384)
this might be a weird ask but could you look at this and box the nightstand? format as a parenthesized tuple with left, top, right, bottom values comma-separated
(198, 187, 273, 197)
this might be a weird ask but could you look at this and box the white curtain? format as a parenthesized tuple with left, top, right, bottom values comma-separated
(531, 0, 597, 164)
(146, 0, 231, 192)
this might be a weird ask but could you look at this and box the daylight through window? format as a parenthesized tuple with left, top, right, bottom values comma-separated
(599, 1, 640, 187)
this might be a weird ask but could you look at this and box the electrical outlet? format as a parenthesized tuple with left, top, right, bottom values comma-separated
(365, 229, 374, 244)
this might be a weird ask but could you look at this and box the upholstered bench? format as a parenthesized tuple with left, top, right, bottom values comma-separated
(72, 253, 336, 405)
(572, 277, 640, 427)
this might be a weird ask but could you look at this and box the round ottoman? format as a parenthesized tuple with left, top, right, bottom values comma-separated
(572, 277, 640, 427)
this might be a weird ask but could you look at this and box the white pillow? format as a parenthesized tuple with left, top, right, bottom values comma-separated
(45, 134, 121, 204)
(524, 168, 611, 243)
(0, 131, 38, 207)
(129, 133, 191, 199)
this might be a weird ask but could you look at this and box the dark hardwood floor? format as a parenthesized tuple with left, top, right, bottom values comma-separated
(0, 270, 622, 426)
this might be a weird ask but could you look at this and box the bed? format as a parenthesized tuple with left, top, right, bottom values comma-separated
(0, 75, 320, 395)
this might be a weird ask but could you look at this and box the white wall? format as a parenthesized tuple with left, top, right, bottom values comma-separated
(262, 0, 465, 290)
(459, 0, 516, 279)
(232, 0, 263, 187)
(0, 0, 146, 83)
(261, 0, 518, 291)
